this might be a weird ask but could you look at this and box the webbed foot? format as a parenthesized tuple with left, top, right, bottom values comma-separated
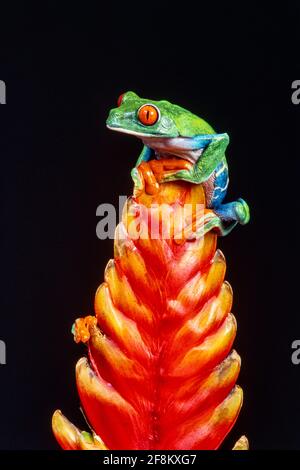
(208, 198, 250, 236)
(234, 198, 250, 225)
(214, 198, 250, 226)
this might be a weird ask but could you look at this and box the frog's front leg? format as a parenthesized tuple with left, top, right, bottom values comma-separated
(131, 146, 192, 196)
(131, 145, 159, 196)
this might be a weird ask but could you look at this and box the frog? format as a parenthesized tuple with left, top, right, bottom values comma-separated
(106, 91, 250, 235)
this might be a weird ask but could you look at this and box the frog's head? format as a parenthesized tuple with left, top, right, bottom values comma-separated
(106, 91, 215, 139)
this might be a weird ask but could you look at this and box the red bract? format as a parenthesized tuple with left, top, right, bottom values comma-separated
(52, 181, 248, 450)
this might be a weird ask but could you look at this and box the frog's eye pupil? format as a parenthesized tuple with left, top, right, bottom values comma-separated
(138, 104, 159, 126)
(117, 94, 124, 107)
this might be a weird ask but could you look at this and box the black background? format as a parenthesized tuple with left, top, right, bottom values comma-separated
(0, 1, 299, 450)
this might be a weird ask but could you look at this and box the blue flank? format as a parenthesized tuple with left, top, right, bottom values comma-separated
(211, 159, 229, 207)
(185, 133, 227, 150)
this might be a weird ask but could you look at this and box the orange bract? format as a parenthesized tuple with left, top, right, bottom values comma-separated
(52, 180, 246, 450)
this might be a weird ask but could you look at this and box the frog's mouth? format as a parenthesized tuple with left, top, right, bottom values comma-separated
(106, 125, 161, 139)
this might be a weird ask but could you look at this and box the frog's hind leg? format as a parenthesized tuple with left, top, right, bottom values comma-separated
(207, 159, 250, 235)
(214, 198, 250, 226)
(202, 198, 249, 237)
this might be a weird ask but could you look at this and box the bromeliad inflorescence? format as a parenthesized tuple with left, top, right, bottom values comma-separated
(52, 92, 250, 450)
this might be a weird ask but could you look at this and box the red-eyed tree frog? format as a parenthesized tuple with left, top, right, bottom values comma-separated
(106, 91, 250, 235)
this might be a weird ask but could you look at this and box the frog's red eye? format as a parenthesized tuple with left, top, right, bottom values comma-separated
(117, 94, 124, 107)
(138, 104, 159, 126)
